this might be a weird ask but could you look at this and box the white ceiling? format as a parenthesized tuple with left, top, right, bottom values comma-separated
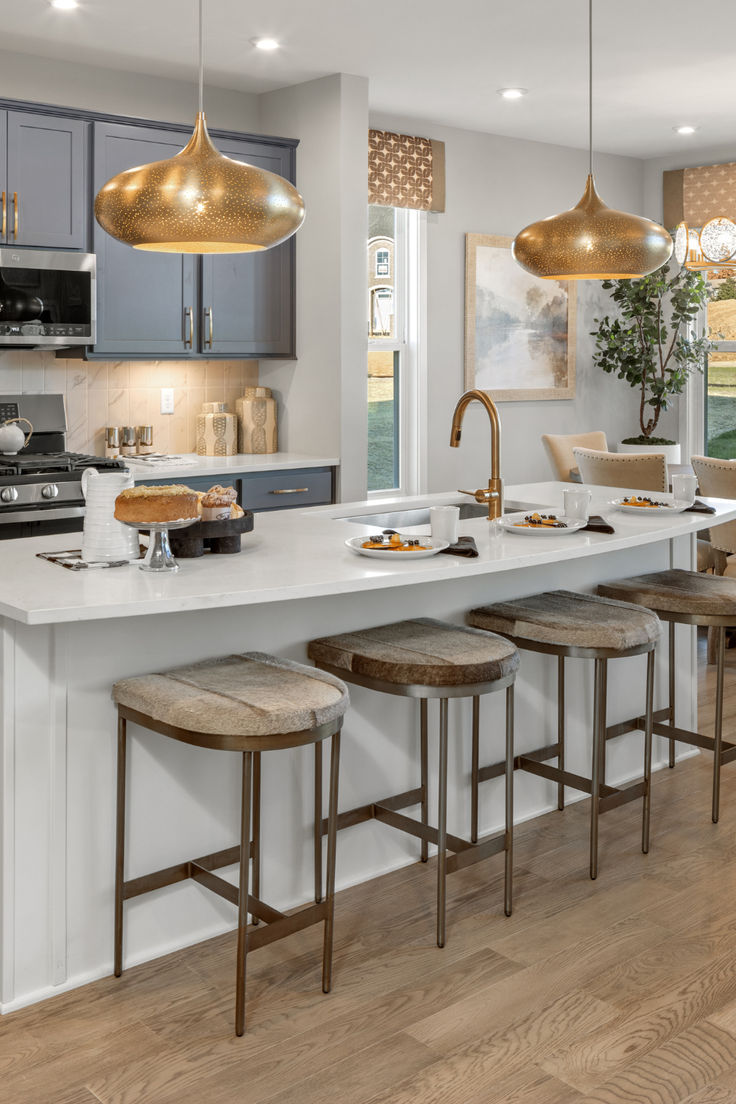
(8, 0, 736, 159)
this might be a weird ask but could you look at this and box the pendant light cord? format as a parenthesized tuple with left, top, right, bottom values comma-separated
(588, 0, 593, 176)
(198, 0, 204, 114)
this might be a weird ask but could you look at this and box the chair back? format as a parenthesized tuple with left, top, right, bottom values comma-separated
(542, 431, 608, 482)
(572, 447, 668, 493)
(691, 455, 736, 555)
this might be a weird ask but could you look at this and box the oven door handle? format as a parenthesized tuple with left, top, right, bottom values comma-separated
(0, 505, 85, 524)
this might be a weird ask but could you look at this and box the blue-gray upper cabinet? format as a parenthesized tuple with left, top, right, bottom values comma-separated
(2, 110, 88, 249)
(92, 122, 196, 357)
(199, 137, 296, 358)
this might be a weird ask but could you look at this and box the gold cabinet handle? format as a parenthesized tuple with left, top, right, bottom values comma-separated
(12, 191, 18, 240)
(269, 488, 308, 495)
(204, 306, 214, 349)
(184, 306, 194, 349)
(1, 192, 5, 238)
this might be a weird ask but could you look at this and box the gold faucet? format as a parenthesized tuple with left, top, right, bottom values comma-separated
(449, 389, 503, 520)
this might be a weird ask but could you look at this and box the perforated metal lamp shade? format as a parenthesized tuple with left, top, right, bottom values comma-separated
(94, 112, 305, 254)
(512, 174, 673, 280)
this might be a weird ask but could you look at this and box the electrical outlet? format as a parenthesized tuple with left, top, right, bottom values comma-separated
(160, 388, 174, 415)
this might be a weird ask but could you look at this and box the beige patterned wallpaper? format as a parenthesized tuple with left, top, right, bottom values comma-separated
(0, 353, 258, 456)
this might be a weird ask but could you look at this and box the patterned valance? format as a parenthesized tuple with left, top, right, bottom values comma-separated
(368, 129, 445, 212)
(663, 162, 736, 228)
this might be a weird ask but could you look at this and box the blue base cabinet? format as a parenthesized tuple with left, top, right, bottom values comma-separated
(137, 466, 335, 512)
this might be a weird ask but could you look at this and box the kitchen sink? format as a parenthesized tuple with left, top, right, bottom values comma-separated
(338, 502, 493, 527)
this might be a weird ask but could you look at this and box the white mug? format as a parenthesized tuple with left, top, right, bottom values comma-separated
(563, 486, 592, 521)
(430, 505, 459, 545)
(671, 472, 697, 506)
(81, 468, 139, 562)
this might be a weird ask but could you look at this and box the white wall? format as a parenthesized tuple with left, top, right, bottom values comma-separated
(0, 48, 260, 132)
(259, 75, 369, 503)
(371, 114, 674, 490)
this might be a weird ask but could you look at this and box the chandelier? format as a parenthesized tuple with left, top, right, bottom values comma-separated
(674, 217, 736, 273)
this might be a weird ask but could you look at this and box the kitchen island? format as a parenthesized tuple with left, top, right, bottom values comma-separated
(2, 481, 734, 1014)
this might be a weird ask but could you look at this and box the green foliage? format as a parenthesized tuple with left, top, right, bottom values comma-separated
(708, 427, 736, 460)
(592, 265, 714, 439)
(714, 276, 736, 301)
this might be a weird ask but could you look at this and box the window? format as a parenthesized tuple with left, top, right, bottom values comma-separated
(705, 272, 736, 457)
(367, 205, 424, 495)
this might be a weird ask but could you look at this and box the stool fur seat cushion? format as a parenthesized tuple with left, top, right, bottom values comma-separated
(308, 618, 519, 688)
(599, 569, 736, 618)
(468, 590, 661, 652)
(112, 652, 349, 737)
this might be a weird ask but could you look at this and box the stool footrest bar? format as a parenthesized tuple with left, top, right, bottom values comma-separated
(319, 786, 424, 836)
(652, 720, 736, 759)
(606, 707, 670, 742)
(190, 863, 239, 906)
(446, 831, 506, 874)
(598, 780, 647, 814)
(123, 844, 243, 901)
(478, 742, 559, 784)
(247, 902, 329, 953)
(373, 803, 471, 855)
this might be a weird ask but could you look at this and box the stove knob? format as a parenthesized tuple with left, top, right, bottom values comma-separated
(42, 484, 60, 499)
(0, 486, 18, 503)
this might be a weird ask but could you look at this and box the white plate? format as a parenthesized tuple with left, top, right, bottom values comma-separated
(611, 497, 690, 515)
(345, 535, 449, 559)
(500, 512, 587, 536)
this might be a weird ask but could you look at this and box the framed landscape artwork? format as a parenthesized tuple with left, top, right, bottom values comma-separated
(465, 233, 576, 401)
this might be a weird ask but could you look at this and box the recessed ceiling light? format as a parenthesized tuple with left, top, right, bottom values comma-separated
(497, 88, 528, 100)
(674, 125, 697, 135)
(51, 0, 78, 9)
(252, 37, 280, 51)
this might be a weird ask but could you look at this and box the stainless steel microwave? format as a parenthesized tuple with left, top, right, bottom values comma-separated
(0, 247, 96, 348)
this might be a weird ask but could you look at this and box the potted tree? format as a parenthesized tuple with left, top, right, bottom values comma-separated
(592, 264, 714, 464)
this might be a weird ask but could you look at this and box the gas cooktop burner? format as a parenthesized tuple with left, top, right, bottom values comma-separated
(0, 452, 125, 476)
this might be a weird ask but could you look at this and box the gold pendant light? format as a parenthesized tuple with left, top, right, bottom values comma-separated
(512, 0, 672, 280)
(94, 0, 305, 254)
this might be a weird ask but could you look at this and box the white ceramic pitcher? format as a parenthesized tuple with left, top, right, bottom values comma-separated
(81, 468, 139, 562)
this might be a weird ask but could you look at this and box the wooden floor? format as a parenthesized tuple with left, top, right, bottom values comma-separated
(5, 640, 736, 1104)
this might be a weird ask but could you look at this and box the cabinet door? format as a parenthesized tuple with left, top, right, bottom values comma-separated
(199, 139, 296, 358)
(6, 111, 88, 249)
(92, 122, 196, 357)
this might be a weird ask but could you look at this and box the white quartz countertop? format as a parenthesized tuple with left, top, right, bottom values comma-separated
(123, 452, 339, 480)
(2, 481, 734, 625)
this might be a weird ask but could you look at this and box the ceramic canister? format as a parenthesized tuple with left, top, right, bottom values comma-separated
(196, 403, 238, 456)
(236, 387, 278, 454)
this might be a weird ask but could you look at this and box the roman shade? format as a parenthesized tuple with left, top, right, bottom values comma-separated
(368, 129, 445, 212)
(664, 162, 736, 228)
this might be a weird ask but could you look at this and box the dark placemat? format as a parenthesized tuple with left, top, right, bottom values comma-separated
(685, 499, 716, 515)
(583, 515, 615, 535)
(439, 536, 479, 558)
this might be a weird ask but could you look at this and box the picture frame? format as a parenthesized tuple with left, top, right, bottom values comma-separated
(464, 233, 577, 401)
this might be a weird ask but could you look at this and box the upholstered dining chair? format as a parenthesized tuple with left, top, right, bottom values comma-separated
(542, 431, 608, 482)
(572, 448, 668, 493)
(691, 456, 736, 577)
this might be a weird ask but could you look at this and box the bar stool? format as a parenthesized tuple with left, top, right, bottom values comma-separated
(112, 652, 348, 1036)
(467, 591, 660, 879)
(598, 569, 736, 822)
(307, 617, 519, 947)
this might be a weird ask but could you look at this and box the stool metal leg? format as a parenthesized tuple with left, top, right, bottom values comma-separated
(590, 659, 605, 880)
(322, 730, 341, 994)
(557, 656, 565, 811)
(599, 661, 608, 787)
(668, 622, 676, 768)
(314, 741, 323, 902)
(251, 752, 261, 924)
(235, 751, 253, 1037)
(713, 625, 727, 824)
(114, 713, 127, 978)
(437, 698, 449, 948)
(471, 695, 480, 843)
(504, 685, 515, 917)
(642, 649, 655, 854)
(420, 699, 429, 862)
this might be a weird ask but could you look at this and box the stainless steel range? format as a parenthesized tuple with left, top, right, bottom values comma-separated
(0, 393, 124, 539)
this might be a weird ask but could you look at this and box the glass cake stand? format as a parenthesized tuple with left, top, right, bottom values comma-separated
(123, 518, 197, 573)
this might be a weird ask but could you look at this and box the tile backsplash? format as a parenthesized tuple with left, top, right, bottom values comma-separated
(0, 353, 258, 455)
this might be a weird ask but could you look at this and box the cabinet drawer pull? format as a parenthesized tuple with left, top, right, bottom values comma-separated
(184, 306, 194, 349)
(1, 192, 5, 238)
(205, 306, 214, 348)
(12, 191, 18, 240)
(269, 487, 309, 495)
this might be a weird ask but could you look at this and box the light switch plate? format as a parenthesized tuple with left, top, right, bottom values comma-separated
(160, 388, 174, 415)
